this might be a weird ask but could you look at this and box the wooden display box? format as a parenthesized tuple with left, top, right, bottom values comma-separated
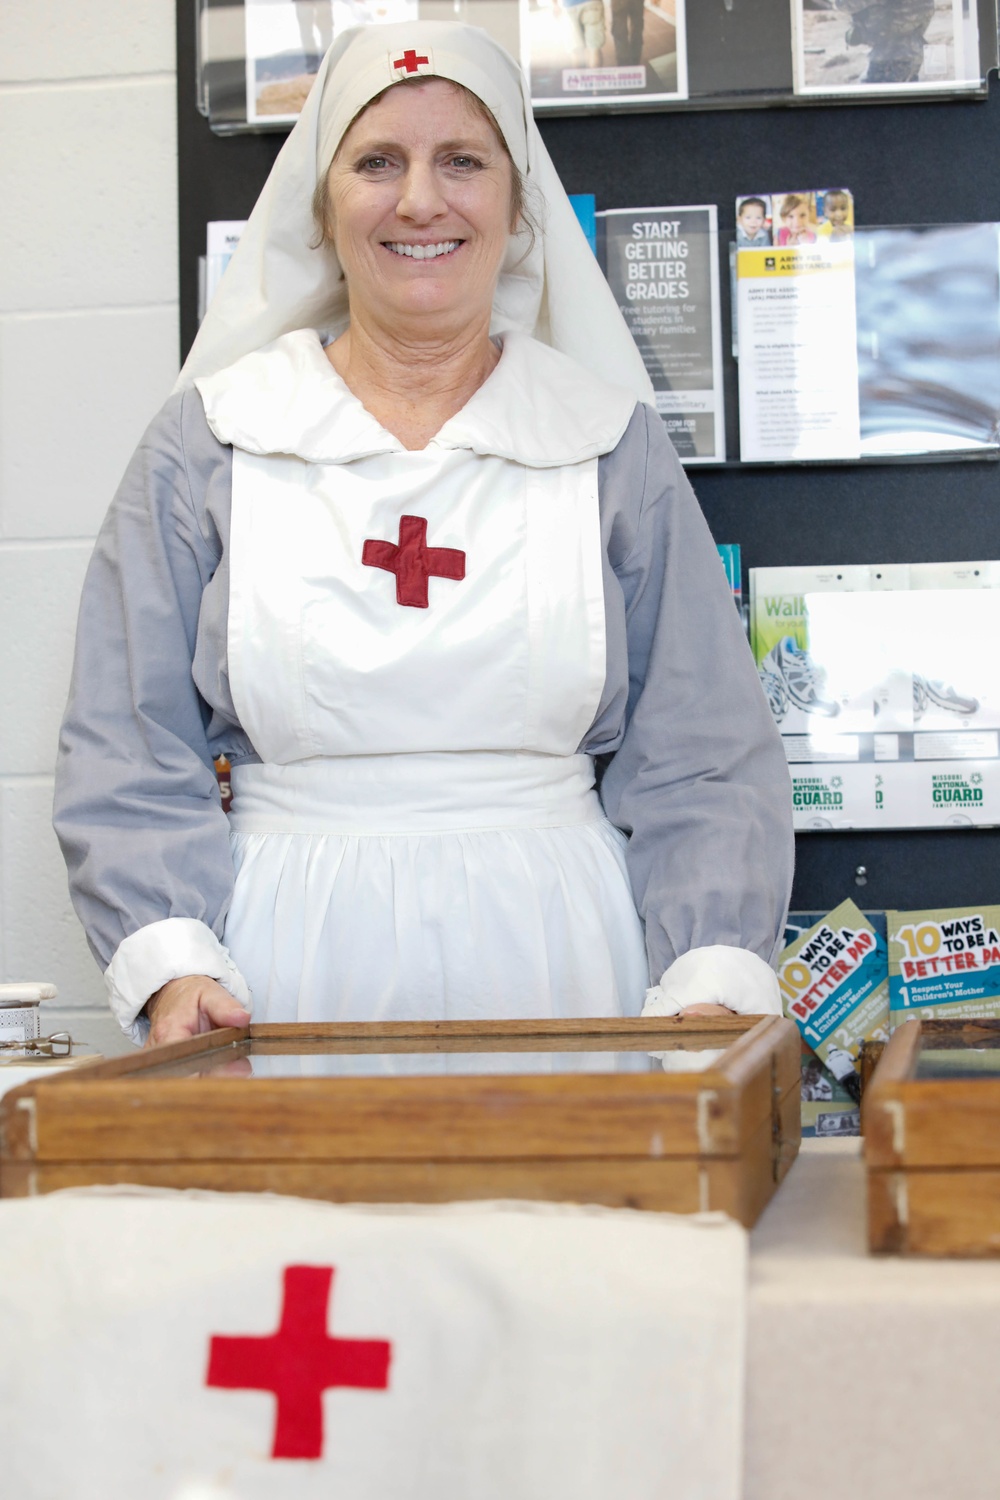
(0, 1016, 800, 1225)
(865, 1017, 1000, 1256)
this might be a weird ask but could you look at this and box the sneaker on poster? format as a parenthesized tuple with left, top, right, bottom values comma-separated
(912, 674, 979, 719)
(759, 637, 840, 718)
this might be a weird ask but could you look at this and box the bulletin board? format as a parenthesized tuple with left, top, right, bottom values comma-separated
(175, 0, 1000, 915)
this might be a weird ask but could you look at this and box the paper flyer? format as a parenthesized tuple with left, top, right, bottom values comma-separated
(736, 229, 860, 461)
(777, 899, 890, 1095)
(521, 0, 687, 111)
(750, 561, 1000, 830)
(600, 205, 724, 463)
(888, 905, 1000, 1020)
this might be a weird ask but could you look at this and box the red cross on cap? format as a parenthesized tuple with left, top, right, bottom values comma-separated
(389, 46, 433, 78)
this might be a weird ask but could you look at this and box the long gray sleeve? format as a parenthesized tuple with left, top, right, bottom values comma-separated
(591, 405, 794, 978)
(53, 392, 243, 972)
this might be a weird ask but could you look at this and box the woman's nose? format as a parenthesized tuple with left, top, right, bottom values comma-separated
(397, 162, 448, 222)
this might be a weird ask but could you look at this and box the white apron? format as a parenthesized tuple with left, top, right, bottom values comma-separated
(201, 331, 649, 1022)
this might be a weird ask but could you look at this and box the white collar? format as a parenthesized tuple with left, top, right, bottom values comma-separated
(195, 328, 638, 469)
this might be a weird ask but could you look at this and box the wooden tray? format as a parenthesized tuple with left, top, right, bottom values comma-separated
(0, 1015, 800, 1225)
(864, 1016, 1000, 1255)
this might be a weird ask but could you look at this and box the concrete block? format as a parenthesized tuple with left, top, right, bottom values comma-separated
(0, 78, 178, 314)
(0, 776, 105, 1007)
(0, 306, 180, 539)
(0, 0, 176, 82)
(0, 543, 93, 776)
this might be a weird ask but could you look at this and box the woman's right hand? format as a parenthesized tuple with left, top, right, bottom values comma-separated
(143, 975, 250, 1048)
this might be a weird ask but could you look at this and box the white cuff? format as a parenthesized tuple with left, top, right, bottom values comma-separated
(642, 946, 781, 1019)
(104, 918, 253, 1047)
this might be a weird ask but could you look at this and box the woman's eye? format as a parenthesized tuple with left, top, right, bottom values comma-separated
(448, 155, 480, 171)
(360, 155, 390, 172)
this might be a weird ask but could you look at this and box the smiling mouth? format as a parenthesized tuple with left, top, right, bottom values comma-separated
(383, 240, 463, 260)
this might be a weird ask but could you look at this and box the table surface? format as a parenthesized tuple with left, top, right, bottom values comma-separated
(746, 1139, 1000, 1500)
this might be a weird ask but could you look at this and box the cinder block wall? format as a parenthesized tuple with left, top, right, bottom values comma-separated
(0, 1, 180, 1053)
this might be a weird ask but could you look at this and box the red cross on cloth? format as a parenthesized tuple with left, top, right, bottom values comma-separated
(206, 1265, 391, 1461)
(362, 514, 466, 608)
(392, 48, 431, 73)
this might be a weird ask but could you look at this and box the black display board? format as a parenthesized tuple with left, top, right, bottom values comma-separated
(176, 0, 1000, 915)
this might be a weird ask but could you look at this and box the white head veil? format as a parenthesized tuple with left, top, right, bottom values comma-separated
(177, 20, 653, 403)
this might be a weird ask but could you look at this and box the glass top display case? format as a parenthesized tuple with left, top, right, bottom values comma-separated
(0, 1015, 799, 1225)
(864, 1016, 1000, 1254)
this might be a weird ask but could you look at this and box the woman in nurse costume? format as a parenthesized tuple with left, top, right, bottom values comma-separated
(54, 22, 794, 1047)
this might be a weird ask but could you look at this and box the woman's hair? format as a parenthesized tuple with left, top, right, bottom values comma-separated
(311, 77, 530, 250)
(779, 193, 809, 218)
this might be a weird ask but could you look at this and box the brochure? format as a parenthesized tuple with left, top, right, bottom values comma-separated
(777, 899, 890, 1096)
(887, 905, 1000, 1021)
(716, 544, 742, 611)
(569, 194, 597, 254)
(599, 204, 724, 462)
(791, 0, 981, 98)
(750, 561, 1000, 830)
(736, 199, 860, 460)
(202, 220, 248, 321)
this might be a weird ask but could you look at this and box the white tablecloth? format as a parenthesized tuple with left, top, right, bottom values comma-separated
(747, 1140, 1000, 1500)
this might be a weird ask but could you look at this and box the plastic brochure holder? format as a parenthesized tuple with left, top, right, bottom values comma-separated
(749, 561, 1000, 833)
(195, 0, 1000, 136)
(731, 223, 1000, 467)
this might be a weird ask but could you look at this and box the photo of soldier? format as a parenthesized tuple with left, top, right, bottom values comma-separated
(837, 0, 935, 82)
(793, 0, 977, 93)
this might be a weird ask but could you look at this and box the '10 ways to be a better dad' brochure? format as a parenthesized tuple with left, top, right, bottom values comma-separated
(888, 906, 1000, 1021)
(777, 899, 889, 1098)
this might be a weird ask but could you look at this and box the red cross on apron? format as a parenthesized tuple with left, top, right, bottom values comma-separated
(392, 48, 430, 73)
(363, 514, 466, 608)
(206, 1265, 391, 1460)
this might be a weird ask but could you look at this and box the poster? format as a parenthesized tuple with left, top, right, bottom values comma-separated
(736, 201, 860, 462)
(791, 0, 980, 96)
(245, 0, 416, 125)
(599, 204, 724, 463)
(521, 0, 687, 111)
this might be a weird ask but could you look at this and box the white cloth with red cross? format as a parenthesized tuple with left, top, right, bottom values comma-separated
(0, 1189, 746, 1498)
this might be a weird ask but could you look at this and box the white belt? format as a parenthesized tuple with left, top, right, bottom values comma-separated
(228, 752, 604, 836)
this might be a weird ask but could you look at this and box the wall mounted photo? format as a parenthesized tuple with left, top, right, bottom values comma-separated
(791, 0, 981, 97)
(520, 0, 687, 110)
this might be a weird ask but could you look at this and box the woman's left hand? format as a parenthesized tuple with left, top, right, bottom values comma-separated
(678, 1003, 735, 1018)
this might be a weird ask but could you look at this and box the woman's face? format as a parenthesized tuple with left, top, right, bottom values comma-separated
(324, 79, 515, 339)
